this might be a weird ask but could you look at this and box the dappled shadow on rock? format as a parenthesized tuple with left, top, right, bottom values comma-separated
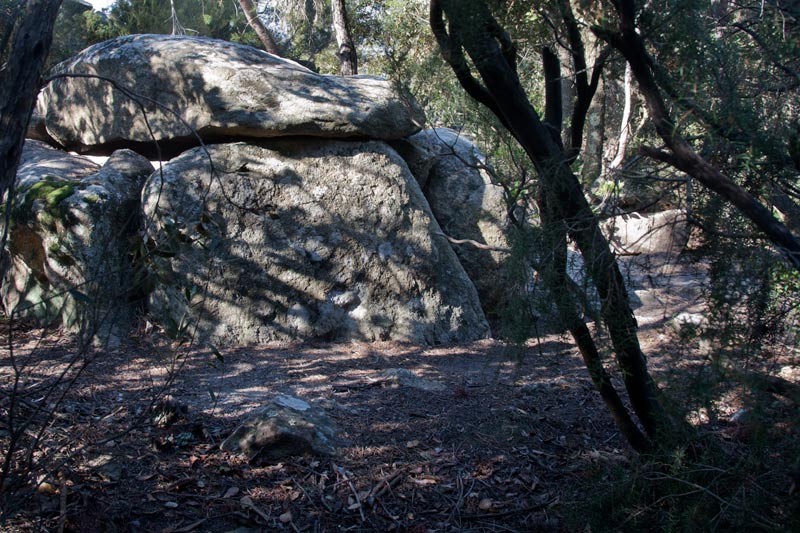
(1, 141, 153, 347)
(142, 139, 489, 346)
(39, 34, 425, 158)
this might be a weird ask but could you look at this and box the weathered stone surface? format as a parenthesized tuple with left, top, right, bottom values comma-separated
(402, 129, 510, 313)
(221, 395, 337, 462)
(2, 140, 153, 344)
(15, 138, 99, 186)
(39, 34, 425, 156)
(141, 140, 490, 346)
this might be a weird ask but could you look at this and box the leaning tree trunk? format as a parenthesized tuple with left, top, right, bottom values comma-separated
(0, 0, 63, 258)
(537, 180, 651, 451)
(431, 0, 672, 451)
(0, 0, 61, 491)
(331, 0, 357, 76)
(238, 0, 281, 55)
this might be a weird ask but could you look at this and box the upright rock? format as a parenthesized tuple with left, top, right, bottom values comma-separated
(142, 140, 489, 345)
(400, 129, 510, 314)
(2, 140, 152, 345)
(39, 34, 424, 156)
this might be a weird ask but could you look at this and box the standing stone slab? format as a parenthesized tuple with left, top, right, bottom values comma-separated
(2, 140, 152, 344)
(401, 129, 510, 314)
(141, 140, 489, 346)
(39, 34, 425, 156)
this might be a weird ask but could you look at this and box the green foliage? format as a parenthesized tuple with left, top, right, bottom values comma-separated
(46, 0, 265, 68)
(108, 0, 238, 39)
(498, 225, 544, 345)
(570, 357, 800, 532)
(48, 3, 116, 68)
(686, 179, 800, 357)
(643, 0, 799, 190)
(274, 0, 333, 68)
(576, 445, 800, 531)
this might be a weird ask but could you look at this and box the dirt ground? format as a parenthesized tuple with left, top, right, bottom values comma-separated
(1, 254, 797, 532)
(3, 327, 629, 532)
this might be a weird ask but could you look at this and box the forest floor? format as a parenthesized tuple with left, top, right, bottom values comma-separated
(2, 254, 799, 532)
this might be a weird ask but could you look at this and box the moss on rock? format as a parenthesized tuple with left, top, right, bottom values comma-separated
(10, 175, 77, 228)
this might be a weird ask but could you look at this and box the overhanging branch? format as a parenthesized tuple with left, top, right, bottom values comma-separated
(595, 3, 800, 271)
(430, 0, 512, 132)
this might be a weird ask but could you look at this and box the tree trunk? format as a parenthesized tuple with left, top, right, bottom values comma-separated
(331, 0, 357, 76)
(0, 2, 61, 487)
(537, 184, 651, 451)
(238, 0, 281, 55)
(0, 0, 63, 257)
(581, 77, 605, 188)
(608, 62, 632, 171)
(431, 0, 672, 450)
(170, 0, 185, 35)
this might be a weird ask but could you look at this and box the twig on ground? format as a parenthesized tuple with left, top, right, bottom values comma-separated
(368, 468, 404, 501)
(461, 499, 555, 520)
(57, 472, 67, 533)
(290, 475, 321, 513)
(335, 463, 366, 522)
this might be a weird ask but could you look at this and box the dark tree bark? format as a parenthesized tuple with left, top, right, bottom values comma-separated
(542, 47, 563, 136)
(0, 0, 63, 243)
(430, 0, 671, 451)
(536, 175, 651, 451)
(0, 4, 15, 58)
(595, 0, 800, 272)
(553, 0, 610, 160)
(331, 0, 357, 76)
(0, 0, 61, 489)
(238, 0, 281, 55)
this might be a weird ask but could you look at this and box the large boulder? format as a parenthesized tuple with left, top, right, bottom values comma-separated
(38, 34, 425, 157)
(141, 139, 490, 346)
(399, 129, 510, 314)
(14, 139, 99, 187)
(1, 140, 153, 344)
